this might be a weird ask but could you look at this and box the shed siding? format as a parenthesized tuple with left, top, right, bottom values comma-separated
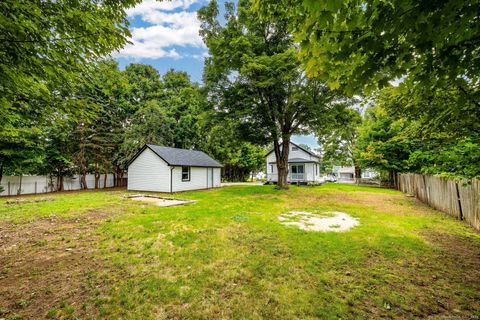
(128, 148, 171, 192)
(213, 168, 221, 187)
(172, 166, 208, 192)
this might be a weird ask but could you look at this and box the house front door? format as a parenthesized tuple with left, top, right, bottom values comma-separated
(290, 164, 304, 181)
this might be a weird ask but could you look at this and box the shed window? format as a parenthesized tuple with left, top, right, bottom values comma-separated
(270, 165, 273, 173)
(292, 146, 298, 151)
(182, 166, 190, 181)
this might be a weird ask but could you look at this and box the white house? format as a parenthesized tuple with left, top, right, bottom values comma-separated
(266, 142, 321, 183)
(127, 144, 222, 193)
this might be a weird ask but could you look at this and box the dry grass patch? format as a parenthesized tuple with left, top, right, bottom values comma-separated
(0, 209, 123, 319)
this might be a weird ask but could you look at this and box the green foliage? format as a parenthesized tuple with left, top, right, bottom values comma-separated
(316, 104, 362, 170)
(119, 68, 207, 164)
(200, 117, 265, 181)
(356, 86, 480, 179)
(0, 0, 139, 101)
(263, 0, 480, 97)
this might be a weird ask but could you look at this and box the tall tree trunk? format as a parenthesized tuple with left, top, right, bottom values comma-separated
(94, 163, 100, 189)
(274, 137, 290, 189)
(354, 165, 361, 185)
(103, 172, 108, 189)
(57, 171, 64, 191)
(80, 173, 88, 189)
(17, 174, 22, 195)
(0, 163, 3, 185)
(388, 170, 396, 188)
(115, 166, 124, 187)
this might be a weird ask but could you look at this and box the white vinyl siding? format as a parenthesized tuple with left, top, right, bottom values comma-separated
(128, 148, 171, 192)
(303, 163, 321, 182)
(213, 168, 221, 187)
(172, 166, 208, 192)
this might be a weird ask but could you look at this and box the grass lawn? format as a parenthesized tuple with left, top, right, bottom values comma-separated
(1, 184, 479, 319)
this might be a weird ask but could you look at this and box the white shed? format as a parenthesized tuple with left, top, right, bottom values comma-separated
(127, 144, 222, 193)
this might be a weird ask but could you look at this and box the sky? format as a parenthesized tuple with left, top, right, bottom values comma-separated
(115, 0, 320, 150)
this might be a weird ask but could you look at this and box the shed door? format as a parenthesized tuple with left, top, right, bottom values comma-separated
(207, 168, 213, 188)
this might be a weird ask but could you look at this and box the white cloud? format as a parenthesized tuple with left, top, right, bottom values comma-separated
(117, 0, 207, 59)
(126, 0, 198, 15)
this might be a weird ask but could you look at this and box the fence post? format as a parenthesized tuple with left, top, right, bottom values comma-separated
(35, 181, 37, 194)
(455, 182, 464, 220)
(7, 181, 10, 196)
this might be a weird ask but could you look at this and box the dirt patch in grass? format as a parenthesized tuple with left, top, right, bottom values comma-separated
(128, 195, 195, 207)
(0, 209, 121, 319)
(279, 211, 360, 232)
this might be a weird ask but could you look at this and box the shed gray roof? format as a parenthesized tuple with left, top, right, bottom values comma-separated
(128, 144, 223, 168)
(148, 144, 223, 168)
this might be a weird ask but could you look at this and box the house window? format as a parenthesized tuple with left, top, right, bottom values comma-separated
(292, 146, 298, 151)
(290, 164, 304, 180)
(270, 165, 273, 173)
(182, 166, 190, 181)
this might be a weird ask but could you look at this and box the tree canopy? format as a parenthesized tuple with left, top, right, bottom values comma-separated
(258, 0, 480, 98)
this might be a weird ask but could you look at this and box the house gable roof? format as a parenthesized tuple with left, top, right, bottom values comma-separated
(265, 142, 319, 158)
(127, 144, 223, 168)
(268, 157, 319, 164)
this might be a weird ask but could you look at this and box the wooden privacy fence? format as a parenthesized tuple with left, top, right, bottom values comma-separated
(398, 174, 480, 230)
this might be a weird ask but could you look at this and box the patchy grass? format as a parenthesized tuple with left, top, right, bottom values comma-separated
(0, 184, 479, 319)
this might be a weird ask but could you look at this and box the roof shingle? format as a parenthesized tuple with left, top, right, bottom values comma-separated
(146, 144, 223, 168)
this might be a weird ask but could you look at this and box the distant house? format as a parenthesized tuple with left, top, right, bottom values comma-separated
(266, 142, 321, 183)
(127, 144, 222, 193)
(332, 166, 378, 182)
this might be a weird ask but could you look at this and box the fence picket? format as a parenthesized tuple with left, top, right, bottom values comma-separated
(398, 174, 479, 230)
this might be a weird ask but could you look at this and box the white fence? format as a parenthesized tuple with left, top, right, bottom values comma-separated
(0, 174, 117, 196)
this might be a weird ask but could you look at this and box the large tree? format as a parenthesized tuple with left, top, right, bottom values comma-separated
(199, 0, 345, 189)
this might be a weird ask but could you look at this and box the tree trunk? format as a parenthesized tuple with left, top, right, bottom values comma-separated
(274, 137, 290, 189)
(354, 166, 362, 185)
(17, 174, 22, 195)
(103, 172, 108, 189)
(94, 173, 100, 189)
(94, 163, 100, 189)
(80, 174, 88, 189)
(388, 170, 396, 188)
(57, 173, 64, 191)
(0, 163, 3, 185)
(115, 166, 124, 187)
